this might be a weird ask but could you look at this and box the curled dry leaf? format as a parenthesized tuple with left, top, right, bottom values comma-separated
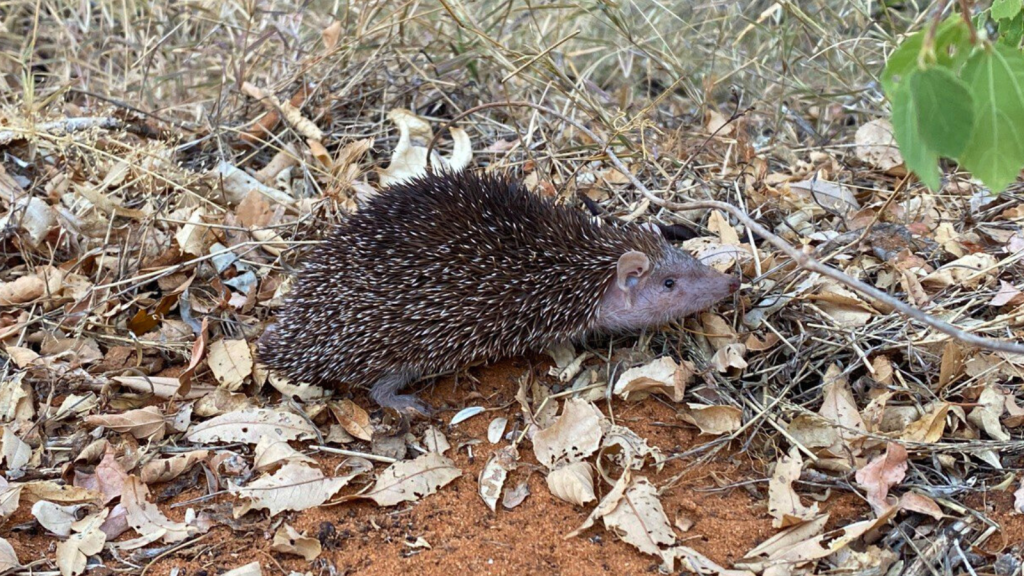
(330, 400, 372, 442)
(230, 461, 364, 516)
(141, 450, 210, 484)
(122, 476, 193, 543)
(252, 437, 315, 472)
(479, 445, 518, 512)
(361, 452, 462, 507)
(819, 364, 866, 453)
(767, 448, 819, 528)
(898, 492, 943, 520)
(711, 343, 748, 372)
(901, 402, 949, 443)
(185, 408, 317, 444)
(600, 425, 665, 471)
(613, 356, 693, 402)
(546, 461, 596, 506)
(208, 339, 254, 391)
(575, 475, 677, 564)
(854, 442, 908, 514)
(379, 108, 472, 187)
(212, 161, 294, 205)
(503, 481, 530, 510)
(0, 197, 55, 247)
(677, 404, 742, 436)
(532, 399, 607, 469)
(83, 406, 166, 441)
(268, 373, 329, 402)
(271, 523, 322, 561)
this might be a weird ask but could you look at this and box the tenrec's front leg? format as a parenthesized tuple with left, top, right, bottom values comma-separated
(369, 370, 433, 417)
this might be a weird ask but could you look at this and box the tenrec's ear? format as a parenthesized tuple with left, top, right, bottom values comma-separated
(616, 251, 650, 291)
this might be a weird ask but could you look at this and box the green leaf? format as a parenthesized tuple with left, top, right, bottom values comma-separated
(909, 67, 975, 158)
(890, 77, 942, 190)
(998, 9, 1024, 48)
(992, 0, 1022, 22)
(882, 18, 972, 95)
(958, 44, 1024, 193)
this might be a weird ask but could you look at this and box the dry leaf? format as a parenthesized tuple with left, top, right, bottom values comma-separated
(854, 442, 907, 513)
(122, 476, 192, 543)
(221, 562, 261, 576)
(487, 417, 508, 444)
(479, 445, 518, 512)
(330, 400, 372, 442)
(600, 425, 665, 471)
(422, 426, 450, 455)
(1, 426, 31, 471)
(901, 403, 949, 444)
(231, 461, 364, 516)
(208, 339, 253, 390)
(898, 492, 943, 520)
(678, 404, 742, 436)
(854, 119, 903, 171)
(362, 452, 462, 507)
(271, 523, 322, 561)
(768, 448, 819, 528)
(546, 462, 596, 506)
(141, 451, 210, 484)
(55, 510, 106, 576)
(185, 408, 317, 444)
(532, 399, 607, 469)
(711, 343, 748, 372)
(31, 501, 83, 537)
(819, 365, 866, 453)
(0, 537, 18, 571)
(613, 357, 692, 402)
(83, 407, 166, 441)
(379, 109, 472, 187)
(967, 385, 1010, 441)
(253, 437, 315, 472)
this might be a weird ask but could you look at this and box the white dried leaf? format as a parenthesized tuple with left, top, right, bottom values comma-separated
(83, 407, 166, 441)
(532, 399, 607, 469)
(363, 452, 462, 507)
(478, 445, 518, 512)
(487, 417, 508, 444)
(1, 426, 31, 471)
(678, 404, 743, 436)
(253, 437, 316, 472)
(271, 523, 322, 561)
(422, 426, 450, 454)
(613, 357, 691, 402)
(185, 408, 317, 444)
(855, 119, 904, 171)
(230, 462, 359, 516)
(122, 476, 192, 543)
(0, 537, 18, 571)
(546, 462, 596, 506)
(31, 501, 83, 537)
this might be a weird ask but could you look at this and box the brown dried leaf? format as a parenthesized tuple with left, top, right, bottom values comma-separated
(898, 492, 943, 520)
(253, 437, 315, 472)
(84, 406, 166, 441)
(612, 356, 692, 402)
(55, 510, 106, 576)
(141, 450, 210, 484)
(854, 119, 903, 171)
(230, 461, 362, 516)
(854, 442, 907, 513)
(208, 339, 253, 390)
(678, 404, 742, 436)
(329, 400, 372, 441)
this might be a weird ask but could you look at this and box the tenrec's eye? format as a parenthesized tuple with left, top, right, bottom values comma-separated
(663, 278, 675, 289)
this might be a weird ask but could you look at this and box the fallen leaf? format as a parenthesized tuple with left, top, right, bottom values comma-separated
(898, 492, 943, 520)
(768, 448, 820, 527)
(613, 357, 692, 402)
(185, 408, 317, 444)
(122, 476, 192, 543)
(967, 385, 1011, 441)
(55, 510, 107, 576)
(1, 426, 31, 471)
(487, 417, 508, 444)
(330, 400, 372, 442)
(231, 461, 365, 516)
(855, 119, 904, 171)
(479, 445, 518, 512)
(678, 404, 742, 436)
(141, 450, 210, 484)
(84, 407, 166, 441)
(546, 462, 596, 506)
(361, 452, 462, 507)
(31, 501, 83, 537)
(0, 536, 18, 570)
(208, 339, 253, 390)
(271, 523, 321, 561)
(253, 437, 315, 472)
(854, 442, 907, 513)
(532, 399, 607, 469)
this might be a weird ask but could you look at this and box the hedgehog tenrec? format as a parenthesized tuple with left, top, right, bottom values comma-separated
(257, 171, 738, 415)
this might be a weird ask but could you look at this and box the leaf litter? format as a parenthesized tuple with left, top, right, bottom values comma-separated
(0, 1, 1023, 575)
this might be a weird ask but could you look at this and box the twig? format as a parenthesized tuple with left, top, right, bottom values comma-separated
(427, 100, 1024, 355)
